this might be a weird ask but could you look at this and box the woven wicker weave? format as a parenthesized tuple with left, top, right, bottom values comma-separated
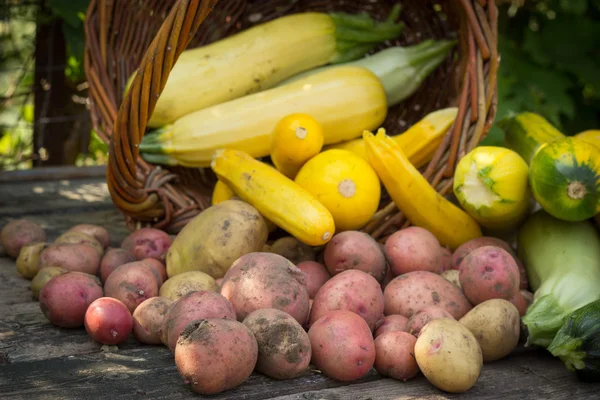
(84, 0, 498, 238)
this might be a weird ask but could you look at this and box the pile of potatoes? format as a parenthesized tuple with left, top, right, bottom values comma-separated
(1, 199, 533, 395)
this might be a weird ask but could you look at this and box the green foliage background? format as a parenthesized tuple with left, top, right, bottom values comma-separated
(1, 0, 599, 169)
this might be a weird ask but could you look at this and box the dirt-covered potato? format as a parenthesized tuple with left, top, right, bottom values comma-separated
(459, 299, 520, 362)
(406, 305, 455, 337)
(121, 227, 172, 261)
(308, 310, 376, 382)
(269, 236, 315, 264)
(39, 272, 103, 328)
(308, 269, 384, 331)
(84, 297, 133, 345)
(163, 290, 237, 351)
(374, 314, 408, 338)
(31, 266, 68, 300)
(459, 246, 520, 305)
(166, 200, 268, 279)
(16, 242, 47, 279)
(243, 308, 311, 380)
(159, 271, 218, 301)
(99, 248, 137, 283)
(220, 252, 310, 325)
(1, 219, 46, 259)
(133, 296, 173, 345)
(415, 318, 483, 393)
(68, 224, 110, 249)
(374, 331, 419, 381)
(323, 231, 387, 283)
(104, 262, 160, 313)
(175, 319, 258, 395)
(441, 269, 461, 288)
(384, 227, 444, 275)
(384, 271, 472, 319)
(55, 231, 104, 256)
(38, 242, 102, 275)
(296, 261, 331, 299)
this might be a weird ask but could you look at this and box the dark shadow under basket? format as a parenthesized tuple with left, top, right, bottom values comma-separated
(84, 0, 499, 238)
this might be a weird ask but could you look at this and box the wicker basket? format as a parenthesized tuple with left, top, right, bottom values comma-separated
(84, 0, 498, 238)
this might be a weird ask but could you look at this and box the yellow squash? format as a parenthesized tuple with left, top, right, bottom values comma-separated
(364, 130, 482, 250)
(575, 130, 600, 151)
(140, 66, 387, 168)
(211, 149, 335, 246)
(325, 107, 458, 168)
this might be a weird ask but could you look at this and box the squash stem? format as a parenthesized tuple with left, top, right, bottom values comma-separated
(567, 181, 587, 200)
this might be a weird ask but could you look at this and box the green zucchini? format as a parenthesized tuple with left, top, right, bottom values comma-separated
(548, 299, 600, 382)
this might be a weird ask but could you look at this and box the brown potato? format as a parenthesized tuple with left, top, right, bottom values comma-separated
(31, 266, 68, 300)
(269, 236, 315, 264)
(159, 271, 218, 301)
(441, 269, 461, 289)
(38, 242, 101, 275)
(68, 224, 110, 249)
(55, 231, 104, 256)
(1, 219, 47, 259)
(133, 296, 173, 345)
(16, 242, 47, 279)
(243, 308, 311, 380)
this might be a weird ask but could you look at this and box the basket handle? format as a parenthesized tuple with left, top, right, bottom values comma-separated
(106, 0, 219, 221)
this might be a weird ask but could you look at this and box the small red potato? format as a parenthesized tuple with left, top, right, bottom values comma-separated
(384, 226, 444, 275)
(104, 262, 160, 313)
(39, 272, 103, 328)
(384, 271, 472, 319)
(380, 266, 396, 292)
(163, 290, 237, 351)
(308, 269, 385, 331)
(374, 331, 419, 381)
(374, 314, 408, 338)
(54, 231, 104, 256)
(243, 308, 312, 380)
(308, 310, 376, 382)
(38, 242, 101, 275)
(509, 291, 528, 317)
(440, 247, 452, 273)
(323, 231, 387, 283)
(68, 224, 110, 249)
(99, 248, 137, 283)
(220, 252, 310, 325)
(140, 258, 167, 285)
(296, 261, 331, 299)
(84, 297, 133, 345)
(175, 319, 258, 395)
(406, 306, 455, 337)
(459, 246, 520, 305)
(121, 227, 172, 261)
(1, 218, 47, 259)
(133, 296, 174, 344)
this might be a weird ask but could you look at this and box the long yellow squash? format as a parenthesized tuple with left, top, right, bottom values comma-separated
(326, 107, 458, 168)
(140, 66, 387, 168)
(364, 130, 482, 250)
(211, 148, 335, 246)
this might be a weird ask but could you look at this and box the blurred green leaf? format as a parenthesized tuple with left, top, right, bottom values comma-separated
(559, 0, 588, 14)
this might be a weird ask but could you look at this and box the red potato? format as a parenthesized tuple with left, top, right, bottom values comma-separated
(84, 297, 133, 345)
(308, 310, 376, 382)
(440, 247, 452, 273)
(384, 271, 472, 319)
(133, 296, 173, 344)
(38, 243, 101, 275)
(308, 269, 385, 331)
(99, 248, 137, 283)
(220, 252, 310, 325)
(374, 331, 419, 381)
(216, 278, 223, 290)
(175, 319, 258, 395)
(104, 262, 160, 313)
(1, 219, 47, 259)
(323, 231, 388, 283)
(384, 227, 444, 275)
(121, 227, 172, 261)
(243, 308, 312, 380)
(406, 306, 455, 337)
(380, 266, 396, 292)
(140, 258, 167, 284)
(39, 272, 103, 328)
(296, 261, 331, 299)
(509, 291, 528, 317)
(68, 224, 110, 249)
(459, 246, 520, 305)
(520, 290, 534, 307)
(374, 314, 408, 338)
(163, 290, 237, 352)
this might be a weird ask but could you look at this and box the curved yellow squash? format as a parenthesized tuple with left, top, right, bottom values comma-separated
(211, 149, 335, 246)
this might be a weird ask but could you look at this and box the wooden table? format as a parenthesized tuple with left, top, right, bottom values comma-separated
(0, 170, 597, 399)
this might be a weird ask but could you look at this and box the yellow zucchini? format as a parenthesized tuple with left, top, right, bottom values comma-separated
(140, 66, 387, 168)
(326, 107, 457, 168)
(211, 149, 335, 246)
(363, 130, 482, 250)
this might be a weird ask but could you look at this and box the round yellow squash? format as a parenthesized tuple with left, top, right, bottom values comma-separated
(294, 149, 381, 232)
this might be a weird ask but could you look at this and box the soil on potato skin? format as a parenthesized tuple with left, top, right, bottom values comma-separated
(249, 315, 309, 364)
